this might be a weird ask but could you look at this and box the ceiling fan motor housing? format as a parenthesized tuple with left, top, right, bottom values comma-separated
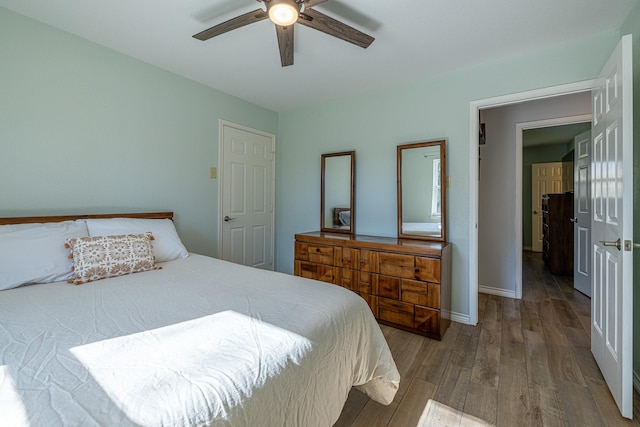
(267, 0, 301, 26)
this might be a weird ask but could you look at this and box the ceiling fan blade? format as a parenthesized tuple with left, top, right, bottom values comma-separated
(297, 8, 374, 49)
(275, 25, 294, 67)
(305, 0, 328, 7)
(193, 9, 268, 41)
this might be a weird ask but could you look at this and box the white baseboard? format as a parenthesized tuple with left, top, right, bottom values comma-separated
(441, 309, 472, 325)
(450, 311, 471, 325)
(479, 285, 517, 299)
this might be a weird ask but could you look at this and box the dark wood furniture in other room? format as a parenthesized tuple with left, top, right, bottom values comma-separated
(542, 193, 574, 275)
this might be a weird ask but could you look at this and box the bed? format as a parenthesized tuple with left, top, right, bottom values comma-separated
(332, 208, 351, 228)
(0, 212, 399, 426)
(401, 221, 442, 236)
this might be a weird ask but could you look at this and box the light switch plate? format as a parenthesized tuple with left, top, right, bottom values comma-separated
(210, 167, 217, 179)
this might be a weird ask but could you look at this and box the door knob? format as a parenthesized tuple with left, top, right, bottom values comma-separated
(224, 216, 236, 222)
(570, 217, 578, 223)
(600, 238, 621, 251)
(533, 210, 538, 215)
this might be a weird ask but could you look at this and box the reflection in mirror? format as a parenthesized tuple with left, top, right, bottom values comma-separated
(397, 140, 446, 241)
(321, 151, 355, 234)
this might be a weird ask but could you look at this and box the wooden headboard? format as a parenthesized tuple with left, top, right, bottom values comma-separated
(0, 212, 174, 226)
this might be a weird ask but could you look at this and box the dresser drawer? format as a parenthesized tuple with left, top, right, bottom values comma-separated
(294, 261, 336, 284)
(359, 250, 379, 273)
(415, 306, 440, 335)
(379, 253, 415, 279)
(379, 298, 414, 328)
(338, 268, 358, 291)
(295, 241, 334, 265)
(401, 279, 440, 308)
(335, 247, 360, 269)
(358, 271, 378, 295)
(415, 257, 440, 283)
(377, 275, 400, 299)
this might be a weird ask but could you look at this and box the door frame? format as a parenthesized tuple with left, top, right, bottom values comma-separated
(516, 114, 592, 299)
(468, 80, 594, 324)
(218, 120, 276, 267)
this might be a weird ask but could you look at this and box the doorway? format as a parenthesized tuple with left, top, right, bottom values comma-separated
(519, 117, 593, 300)
(475, 93, 592, 301)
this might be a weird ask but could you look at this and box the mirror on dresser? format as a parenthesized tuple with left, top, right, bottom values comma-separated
(397, 140, 446, 241)
(321, 151, 355, 234)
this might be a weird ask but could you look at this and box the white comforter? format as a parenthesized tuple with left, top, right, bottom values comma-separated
(0, 254, 399, 426)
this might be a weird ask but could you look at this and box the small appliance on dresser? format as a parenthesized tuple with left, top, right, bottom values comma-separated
(541, 192, 574, 275)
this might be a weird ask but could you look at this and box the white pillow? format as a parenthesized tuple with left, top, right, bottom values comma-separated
(0, 222, 42, 235)
(85, 218, 188, 263)
(0, 220, 89, 290)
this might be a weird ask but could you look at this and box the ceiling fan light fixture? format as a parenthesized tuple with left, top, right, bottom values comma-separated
(268, 0, 299, 26)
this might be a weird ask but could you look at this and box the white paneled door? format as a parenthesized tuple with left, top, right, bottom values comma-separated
(591, 35, 633, 419)
(220, 121, 275, 270)
(573, 130, 591, 297)
(531, 162, 563, 252)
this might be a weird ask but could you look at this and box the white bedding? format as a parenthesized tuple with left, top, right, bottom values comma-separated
(0, 254, 399, 426)
(402, 222, 442, 236)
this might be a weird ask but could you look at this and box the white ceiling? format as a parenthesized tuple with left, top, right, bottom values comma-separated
(1, 0, 637, 112)
(523, 122, 592, 148)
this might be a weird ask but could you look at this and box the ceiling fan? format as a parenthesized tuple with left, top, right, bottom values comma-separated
(193, 0, 374, 67)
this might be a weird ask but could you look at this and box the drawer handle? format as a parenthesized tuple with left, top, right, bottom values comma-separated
(316, 248, 321, 252)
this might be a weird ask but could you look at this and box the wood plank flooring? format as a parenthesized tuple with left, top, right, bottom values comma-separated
(335, 251, 639, 427)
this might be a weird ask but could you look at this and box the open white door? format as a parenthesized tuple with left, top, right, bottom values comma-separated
(573, 130, 591, 297)
(591, 34, 633, 418)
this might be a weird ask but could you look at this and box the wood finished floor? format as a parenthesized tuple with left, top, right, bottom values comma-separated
(335, 251, 639, 427)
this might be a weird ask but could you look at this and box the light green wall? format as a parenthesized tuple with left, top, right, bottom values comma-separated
(0, 7, 278, 257)
(620, 1, 640, 387)
(276, 30, 621, 319)
(522, 144, 571, 249)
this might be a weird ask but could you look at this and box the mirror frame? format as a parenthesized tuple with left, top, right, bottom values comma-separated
(397, 140, 446, 242)
(321, 151, 355, 234)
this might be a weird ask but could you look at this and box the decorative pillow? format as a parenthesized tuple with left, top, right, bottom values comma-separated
(84, 218, 188, 262)
(0, 220, 89, 290)
(65, 233, 161, 285)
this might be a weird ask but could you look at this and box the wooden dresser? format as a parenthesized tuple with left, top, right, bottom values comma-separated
(542, 193, 574, 275)
(294, 232, 452, 340)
